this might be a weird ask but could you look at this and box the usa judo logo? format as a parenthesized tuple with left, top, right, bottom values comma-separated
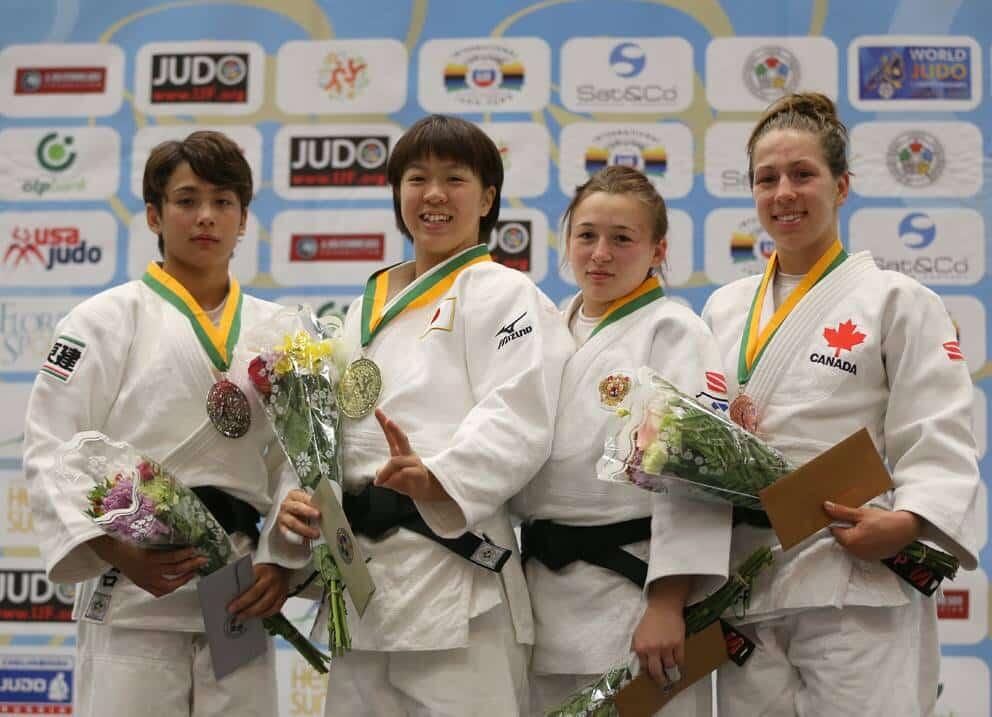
(885, 131, 944, 188)
(743, 46, 800, 102)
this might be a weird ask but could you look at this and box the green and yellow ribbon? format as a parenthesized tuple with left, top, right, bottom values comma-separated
(360, 244, 491, 347)
(587, 276, 664, 340)
(737, 240, 847, 386)
(142, 262, 242, 372)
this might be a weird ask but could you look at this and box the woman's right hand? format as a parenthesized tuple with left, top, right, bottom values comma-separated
(88, 536, 207, 598)
(277, 488, 322, 541)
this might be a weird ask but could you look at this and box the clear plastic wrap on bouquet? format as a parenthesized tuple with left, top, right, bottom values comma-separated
(57, 431, 235, 571)
(241, 305, 347, 492)
(240, 304, 354, 656)
(53, 431, 332, 673)
(597, 367, 792, 516)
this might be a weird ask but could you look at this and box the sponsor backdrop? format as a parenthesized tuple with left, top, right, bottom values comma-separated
(0, 1, 990, 714)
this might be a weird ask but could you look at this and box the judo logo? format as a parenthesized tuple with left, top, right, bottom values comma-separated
(495, 311, 533, 350)
(809, 320, 864, 375)
(336, 528, 355, 565)
(598, 371, 632, 410)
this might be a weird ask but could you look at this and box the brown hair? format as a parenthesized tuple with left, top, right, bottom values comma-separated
(143, 130, 253, 254)
(746, 92, 849, 186)
(386, 115, 503, 242)
(562, 165, 668, 243)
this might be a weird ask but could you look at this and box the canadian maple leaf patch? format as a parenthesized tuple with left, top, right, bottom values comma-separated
(823, 320, 866, 357)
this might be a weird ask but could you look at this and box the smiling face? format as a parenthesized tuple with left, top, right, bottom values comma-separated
(566, 191, 666, 317)
(146, 161, 246, 279)
(751, 128, 849, 274)
(398, 155, 496, 271)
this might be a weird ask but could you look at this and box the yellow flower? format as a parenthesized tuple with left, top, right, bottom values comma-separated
(274, 355, 294, 375)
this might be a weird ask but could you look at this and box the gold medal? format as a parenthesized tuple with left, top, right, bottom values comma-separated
(729, 393, 758, 433)
(336, 357, 382, 419)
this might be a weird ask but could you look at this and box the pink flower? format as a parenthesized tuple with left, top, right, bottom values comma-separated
(137, 461, 156, 482)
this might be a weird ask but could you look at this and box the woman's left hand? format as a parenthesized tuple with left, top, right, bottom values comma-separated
(227, 562, 290, 621)
(373, 409, 453, 503)
(631, 576, 690, 687)
(825, 502, 923, 561)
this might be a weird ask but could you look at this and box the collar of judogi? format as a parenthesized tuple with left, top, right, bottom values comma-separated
(587, 275, 664, 340)
(737, 239, 847, 386)
(360, 244, 491, 347)
(142, 261, 242, 372)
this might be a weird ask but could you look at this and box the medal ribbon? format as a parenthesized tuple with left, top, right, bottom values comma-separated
(588, 276, 664, 340)
(737, 240, 847, 386)
(142, 262, 242, 372)
(360, 244, 491, 347)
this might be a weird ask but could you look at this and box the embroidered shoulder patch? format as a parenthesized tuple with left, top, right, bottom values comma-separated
(421, 297, 457, 338)
(943, 340, 965, 362)
(40, 334, 87, 383)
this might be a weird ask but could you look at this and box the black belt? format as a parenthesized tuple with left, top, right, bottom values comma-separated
(343, 483, 511, 572)
(191, 486, 261, 543)
(521, 518, 651, 588)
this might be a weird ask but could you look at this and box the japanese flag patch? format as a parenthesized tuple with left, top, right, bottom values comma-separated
(40, 334, 87, 383)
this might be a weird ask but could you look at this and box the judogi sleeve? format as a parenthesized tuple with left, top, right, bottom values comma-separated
(882, 281, 980, 569)
(417, 270, 573, 537)
(23, 297, 134, 584)
(644, 311, 733, 603)
(254, 444, 313, 569)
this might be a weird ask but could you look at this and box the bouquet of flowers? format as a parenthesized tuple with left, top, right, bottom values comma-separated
(57, 431, 331, 673)
(244, 306, 352, 656)
(598, 367, 960, 592)
(546, 547, 775, 717)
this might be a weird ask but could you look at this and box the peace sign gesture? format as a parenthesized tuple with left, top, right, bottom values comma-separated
(373, 409, 452, 503)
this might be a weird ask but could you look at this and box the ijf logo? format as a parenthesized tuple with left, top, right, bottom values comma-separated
(743, 46, 800, 102)
(488, 220, 532, 274)
(849, 36, 981, 111)
(886, 131, 944, 188)
(444, 45, 524, 104)
(730, 217, 774, 264)
(610, 42, 646, 78)
(318, 51, 369, 100)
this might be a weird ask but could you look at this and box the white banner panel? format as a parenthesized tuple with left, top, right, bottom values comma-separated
(703, 209, 773, 285)
(418, 38, 550, 113)
(270, 210, 403, 286)
(848, 208, 984, 287)
(0, 211, 117, 287)
(850, 121, 982, 197)
(276, 39, 407, 114)
(706, 37, 838, 111)
(0, 297, 80, 373)
(0, 43, 125, 118)
(560, 37, 693, 113)
(479, 122, 550, 199)
(0, 127, 120, 201)
(559, 122, 693, 198)
(704, 122, 752, 198)
(134, 40, 265, 116)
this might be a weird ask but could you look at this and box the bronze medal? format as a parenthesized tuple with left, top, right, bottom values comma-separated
(336, 358, 382, 419)
(206, 379, 251, 438)
(729, 393, 758, 434)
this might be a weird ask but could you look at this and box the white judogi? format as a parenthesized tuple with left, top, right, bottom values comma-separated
(314, 245, 572, 716)
(23, 278, 308, 716)
(703, 251, 980, 716)
(514, 288, 733, 716)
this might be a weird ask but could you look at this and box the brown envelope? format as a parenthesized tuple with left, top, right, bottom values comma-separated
(615, 621, 727, 717)
(759, 428, 894, 550)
